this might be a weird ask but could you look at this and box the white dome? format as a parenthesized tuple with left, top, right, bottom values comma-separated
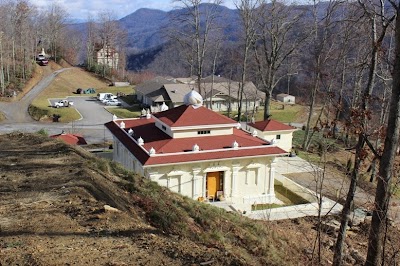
(184, 90, 203, 108)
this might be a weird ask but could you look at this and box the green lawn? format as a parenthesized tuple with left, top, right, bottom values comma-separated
(95, 86, 135, 95)
(107, 105, 142, 118)
(221, 102, 305, 123)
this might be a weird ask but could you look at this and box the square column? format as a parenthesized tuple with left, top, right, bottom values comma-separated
(231, 164, 241, 198)
(192, 168, 202, 199)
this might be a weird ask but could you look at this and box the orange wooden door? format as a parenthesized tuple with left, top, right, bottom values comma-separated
(207, 172, 220, 199)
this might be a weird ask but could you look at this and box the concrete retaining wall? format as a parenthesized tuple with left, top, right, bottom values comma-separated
(245, 174, 342, 221)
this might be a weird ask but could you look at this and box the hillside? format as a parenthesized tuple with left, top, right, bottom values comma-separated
(1, 132, 399, 265)
(0, 132, 291, 265)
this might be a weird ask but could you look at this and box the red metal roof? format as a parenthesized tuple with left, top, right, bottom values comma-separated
(50, 133, 87, 145)
(248, 119, 296, 132)
(153, 104, 236, 127)
(105, 116, 287, 167)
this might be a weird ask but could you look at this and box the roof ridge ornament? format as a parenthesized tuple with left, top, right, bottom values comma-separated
(160, 102, 169, 111)
(120, 121, 125, 128)
(149, 147, 156, 155)
(193, 143, 200, 152)
(232, 140, 239, 149)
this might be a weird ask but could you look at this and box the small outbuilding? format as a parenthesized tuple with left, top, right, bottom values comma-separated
(247, 120, 297, 152)
(276, 93, 295, 104)
(50, 131, 87, 145)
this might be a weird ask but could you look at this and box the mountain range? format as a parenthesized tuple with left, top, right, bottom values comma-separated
(118, 4, 240, 52)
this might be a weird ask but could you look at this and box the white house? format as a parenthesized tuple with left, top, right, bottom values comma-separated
(105, 91, 289, 204)
(276, 93, 295, 104)
(95, 45, 119, 69)
(247, 120, 297, 152)
(202, 81, 264, 112)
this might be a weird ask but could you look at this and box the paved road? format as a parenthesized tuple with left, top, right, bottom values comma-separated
(0, 68, 115, 144)
(0, 68, 71, 123)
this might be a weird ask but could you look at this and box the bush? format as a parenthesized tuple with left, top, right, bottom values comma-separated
(36, 128, 48, 136)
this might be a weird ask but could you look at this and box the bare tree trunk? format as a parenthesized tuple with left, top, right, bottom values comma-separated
(365, 6, 400, 265)
(333, 5, 392, 264)
(237, 0, 258, 122)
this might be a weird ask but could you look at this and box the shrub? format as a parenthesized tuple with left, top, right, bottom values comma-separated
(36, 128, 48, 136)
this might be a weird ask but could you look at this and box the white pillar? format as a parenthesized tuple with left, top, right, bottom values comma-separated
(268, 159, 277, 195)
(148, 171, 163, 182)
(231, 164, 241, 198)
(192, 168, 202, 199)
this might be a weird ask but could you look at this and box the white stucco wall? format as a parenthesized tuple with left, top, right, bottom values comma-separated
(261, 131, 294, 152)
(112, 135, 278, 204)
(277, 95, 295, 104)
(172, 127, 233, 138)
(248, 127, 294, 152)
(145, 157, 276, 204)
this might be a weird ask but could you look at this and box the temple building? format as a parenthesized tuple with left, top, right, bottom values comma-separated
(105, 91, 289, 204)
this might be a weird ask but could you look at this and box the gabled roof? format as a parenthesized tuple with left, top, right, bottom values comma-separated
(136, 76, 176, 96)
(248, 120, 296, 132)
(50, 133, 87, 145)
(162, 84, 195, 103)
(153, 104, 237, 127)
(201, 75, 232, 83)
(202, 82, 264, 100)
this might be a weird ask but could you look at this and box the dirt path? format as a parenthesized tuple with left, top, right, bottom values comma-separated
(0, 65, 71, 123)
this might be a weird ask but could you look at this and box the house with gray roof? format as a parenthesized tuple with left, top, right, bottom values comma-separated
(202, 81, 265, 113)
(135, 76, 176, 105)
(136, 76, 264, 115)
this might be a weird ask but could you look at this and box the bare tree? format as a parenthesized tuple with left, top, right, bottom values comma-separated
(365, 2, 400, 264)
(236, 0, 259, 121)
(253, 0, 307, 120)
(85, 15, 97, 71)
(301, 0, 346, 151)
(43, 3, 68, 62)
(170, 0, 222, 95)
(332, 1, 394, 264)
(96, 11, 126, 79)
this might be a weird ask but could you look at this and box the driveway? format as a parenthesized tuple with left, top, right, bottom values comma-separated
(0, 68, 71, 123)
(0, 68, 116, 144)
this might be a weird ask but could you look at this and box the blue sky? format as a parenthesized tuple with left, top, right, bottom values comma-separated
(35, 0, 237, 22)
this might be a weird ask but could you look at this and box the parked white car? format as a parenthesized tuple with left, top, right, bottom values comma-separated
(105, 99, 122, 106)
(54, 100, 73, 108)
(97, 93, 117, 101)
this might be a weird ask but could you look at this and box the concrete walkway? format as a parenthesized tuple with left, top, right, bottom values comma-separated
(223, 156, 345, 221)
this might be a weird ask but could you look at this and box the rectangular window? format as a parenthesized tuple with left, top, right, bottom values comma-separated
(276, 134, 281, 140)
(162, 125, 166, 131)
(197, 130, 211, 135)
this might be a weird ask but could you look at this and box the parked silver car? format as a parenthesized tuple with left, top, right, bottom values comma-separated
(105, 99, 122, 106)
